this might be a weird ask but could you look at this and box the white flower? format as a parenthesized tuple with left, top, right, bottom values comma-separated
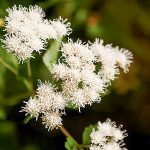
(115, 48, 133, 73)
(37, 81, 66, 113)
(52, 63, 69, 80)
(21, 80, 66, 130)
(62, 39, 95, 65)
(103, 143, 122, 150)
(99, 64, 119, 81)
(28, 5, 45, 22)
(90, 130, 106, 145)
(2, 35, 37, 61)
(90, 119, 127, 150)
(36, 19, 58, 40)
(3, 5, 72, 62)
(51, 39, 105, 109)
(50, 17, 72, 37)
(21, 97, 41, 120)
(90, 38, 133, 82)
(42, 112, 62, 130)
(90, 145, 102, 150)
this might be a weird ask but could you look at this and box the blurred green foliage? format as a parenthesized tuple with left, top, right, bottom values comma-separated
(0, 0, 150, 149)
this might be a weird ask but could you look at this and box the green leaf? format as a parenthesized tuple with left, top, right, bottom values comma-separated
(42, 39, 62, 72)
(65, 137, 78, 150)
(82, 124, 97, 145)
(67, 102, 78, 110)
(23, 115, 32, 124)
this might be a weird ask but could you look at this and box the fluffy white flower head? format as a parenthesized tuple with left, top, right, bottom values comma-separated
(50, 17, 72, 37)
(52, 39, 105, 109)
(90, 39, 133, 82)
(90, 119, 127, 150)
(2, 5, 72, 62)
(42, 112, 62, 130)
(21, 97, 41, 120)
(21, 80, 66, 130)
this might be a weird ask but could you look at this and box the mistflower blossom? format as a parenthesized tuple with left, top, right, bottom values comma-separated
(36, 81, 66, 113)
(50, 17, 72, 37)
(52, 39, 105, 109)
(90, 39, 133, 82)
(21, 37, 133, 130)
(21, 97, 41, 120)
(2, 5, 72, 62)
(21, 81, 66, 130)
(42, 112, 62, 130)
(90, 119, 128, 150)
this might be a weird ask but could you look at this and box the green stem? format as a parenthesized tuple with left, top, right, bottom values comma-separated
(0, 58, 35, 95)
(27, 60, 35, 95)
(59, 126, 72, 138)
(59, 126, 85, 150)
(0, 58, 18, 75)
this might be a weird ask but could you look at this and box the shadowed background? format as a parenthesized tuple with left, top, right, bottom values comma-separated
(0, 0, 150, 149)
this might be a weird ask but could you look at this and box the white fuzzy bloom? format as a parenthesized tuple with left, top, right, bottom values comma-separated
(52, 39, 105, 109)
(42, 112, 62, 130)
(36, 19, 58, 40)
(21, 81, 66, 130)
(50, 17, 72, 37)
(90, 39, 133, 82)
(62, 39, 95, 66)
(2, 5, 72, 62)
(21, 97, 41, 120)
(90, 145, 102, 150)
(90, 119, 127, 150)
(90, 130, 106, 145)
(52, 63, 69, 80)
(115, 49, 133, 73)
(37, 81, 66, 113)
(103, 143, 122, 150)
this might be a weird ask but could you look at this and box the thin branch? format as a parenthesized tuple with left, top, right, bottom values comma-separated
(27, 60, 35, 95)
(59, 126, 85, 150)
(59, 125, 72, 138)
(0, 58, 18, 75)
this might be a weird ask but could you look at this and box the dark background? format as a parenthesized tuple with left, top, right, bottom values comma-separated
(0, 0, 150, 149)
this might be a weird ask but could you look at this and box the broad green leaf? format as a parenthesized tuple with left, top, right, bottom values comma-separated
(65, 137, 78, 150)
(82, 124, 97, 145)
(43, 39, 62, 72)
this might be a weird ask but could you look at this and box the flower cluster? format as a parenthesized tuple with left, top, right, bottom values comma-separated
(90, 39, 133, 82)
(22, 81, 66, 130)
(52, 38, 133, 109)
(13, 5, 134, 131)
(52, 39, 105, 109)
(90, 119, 128, 150)
(22, 38, 133, 130)
(2, 5, 71, 62)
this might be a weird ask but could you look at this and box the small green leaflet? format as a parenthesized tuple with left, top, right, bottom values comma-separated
(82, 124, 97, 145)
(42, 38, 62, 72)
(65, 137, 78, 150)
